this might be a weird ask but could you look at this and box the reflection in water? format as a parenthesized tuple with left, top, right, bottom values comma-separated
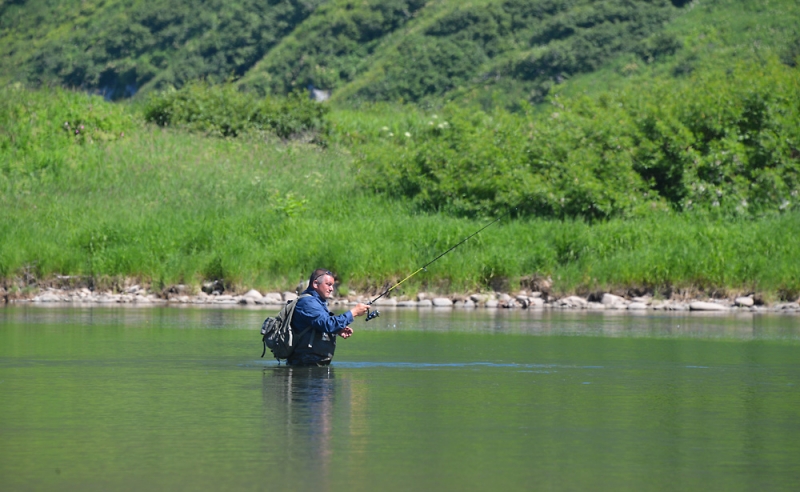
(262, 366, 337, 490)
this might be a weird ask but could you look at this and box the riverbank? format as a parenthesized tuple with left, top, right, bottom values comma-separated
(6, 284, 800, 314)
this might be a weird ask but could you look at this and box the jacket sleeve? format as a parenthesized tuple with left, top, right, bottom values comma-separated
(293, 296, 354, 334)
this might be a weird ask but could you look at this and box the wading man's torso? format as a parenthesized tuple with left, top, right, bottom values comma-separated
(289, 289, 353, 366)
(287, 269, 369, 366)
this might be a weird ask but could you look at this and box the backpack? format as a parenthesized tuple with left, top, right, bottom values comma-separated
(260, 293, 312, 361)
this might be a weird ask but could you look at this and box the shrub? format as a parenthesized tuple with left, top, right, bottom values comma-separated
(353, 59, 800, 220)
(355, 101, 657, 221)
(143, 81, 329, 140)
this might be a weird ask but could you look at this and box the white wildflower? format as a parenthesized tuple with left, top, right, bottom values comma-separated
(404, 132, 411, 137)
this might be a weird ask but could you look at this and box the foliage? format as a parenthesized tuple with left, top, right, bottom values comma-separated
(239, 0, 428, 96)
(339, 0, 683, 104)
(781, 35, 800, 68)
(2, 0, 800, 296)
(0, 84, 132, 181)
(0, 0, 324, 98)
(352, 104, 654, 221)
(352, 59, 800, 220)
(142, 82, 329, 140)
(0, 0, 695, 105)
(3, 0, 800, 109)
(629, 61, 800, 218)
(1, 86, 799, 298)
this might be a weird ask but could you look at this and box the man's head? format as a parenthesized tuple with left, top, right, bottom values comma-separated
(309, 268, 335, 300)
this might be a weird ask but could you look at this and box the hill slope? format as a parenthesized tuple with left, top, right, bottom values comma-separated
(3, 0, 798, 106)
(242, 0, 688, 105)
(0, 0, 324, 98)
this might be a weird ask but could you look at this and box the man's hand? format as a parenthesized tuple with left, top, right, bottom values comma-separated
(350, 303, 370, 317)
(338, 326, 354, 339)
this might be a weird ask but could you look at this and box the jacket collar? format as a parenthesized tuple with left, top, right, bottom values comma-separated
(303, 287, 326, 304)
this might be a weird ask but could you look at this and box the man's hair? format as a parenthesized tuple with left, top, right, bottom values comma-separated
(309, 269, 334, 286)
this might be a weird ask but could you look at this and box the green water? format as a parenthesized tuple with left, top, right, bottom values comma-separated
(1, 306, 799, 491)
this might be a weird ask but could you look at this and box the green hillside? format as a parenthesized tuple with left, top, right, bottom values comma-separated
(0, 0, 324, 98)
(3, 0, 798, 106)
(293, 0, 688, 104)
(557, 0, 800, 100)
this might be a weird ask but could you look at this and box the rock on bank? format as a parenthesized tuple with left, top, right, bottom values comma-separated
(5, 285, 799, 314)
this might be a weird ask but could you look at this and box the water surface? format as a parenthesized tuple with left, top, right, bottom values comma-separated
(1, 306, 799, 491)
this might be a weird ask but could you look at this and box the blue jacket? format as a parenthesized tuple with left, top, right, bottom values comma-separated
(289, 288, 352, 364)
(292, 288, 353, 334)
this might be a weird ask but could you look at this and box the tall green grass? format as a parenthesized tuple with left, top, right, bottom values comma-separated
(2, 86, 799, 299)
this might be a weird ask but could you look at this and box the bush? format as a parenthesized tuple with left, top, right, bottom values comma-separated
(143, 81, 329, 140)
(353, 59, 800, 220)
(634, 32, 683, 63)
(357, 104, 652, 220)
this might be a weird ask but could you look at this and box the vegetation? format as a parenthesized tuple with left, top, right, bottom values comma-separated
(0, 0, 324, 98)
(0, 84, 132, 182)
(332, 0, 684, 105)
(239, 0, 428, 97)
(1, 0, 800, 300)
(7, 0, 797, 108)
(142, 82, 329, 140)
(2, 83, 800, 300)
(352, 59, 800, 220)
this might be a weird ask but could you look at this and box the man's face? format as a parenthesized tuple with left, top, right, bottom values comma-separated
(312, 274, 335, 300)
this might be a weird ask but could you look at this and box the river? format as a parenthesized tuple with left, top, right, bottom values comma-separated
(1, 305, 799, 491)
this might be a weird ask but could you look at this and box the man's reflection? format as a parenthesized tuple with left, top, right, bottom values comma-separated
(262, 366, 336, 490)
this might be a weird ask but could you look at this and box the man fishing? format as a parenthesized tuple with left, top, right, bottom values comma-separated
(288, 269, 370, 366)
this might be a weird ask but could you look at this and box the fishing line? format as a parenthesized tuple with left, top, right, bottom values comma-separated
(365, 209, 514, 321)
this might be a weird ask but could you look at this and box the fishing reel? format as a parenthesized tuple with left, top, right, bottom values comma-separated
(365, 308, 380, 322)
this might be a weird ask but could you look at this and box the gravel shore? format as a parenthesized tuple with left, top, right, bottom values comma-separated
(6, 285, 800, 314)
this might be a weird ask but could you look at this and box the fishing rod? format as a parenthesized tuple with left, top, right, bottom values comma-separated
(365, 209, 514, 321)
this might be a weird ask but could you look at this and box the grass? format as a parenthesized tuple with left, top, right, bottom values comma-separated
(2, 91, 799, 300)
